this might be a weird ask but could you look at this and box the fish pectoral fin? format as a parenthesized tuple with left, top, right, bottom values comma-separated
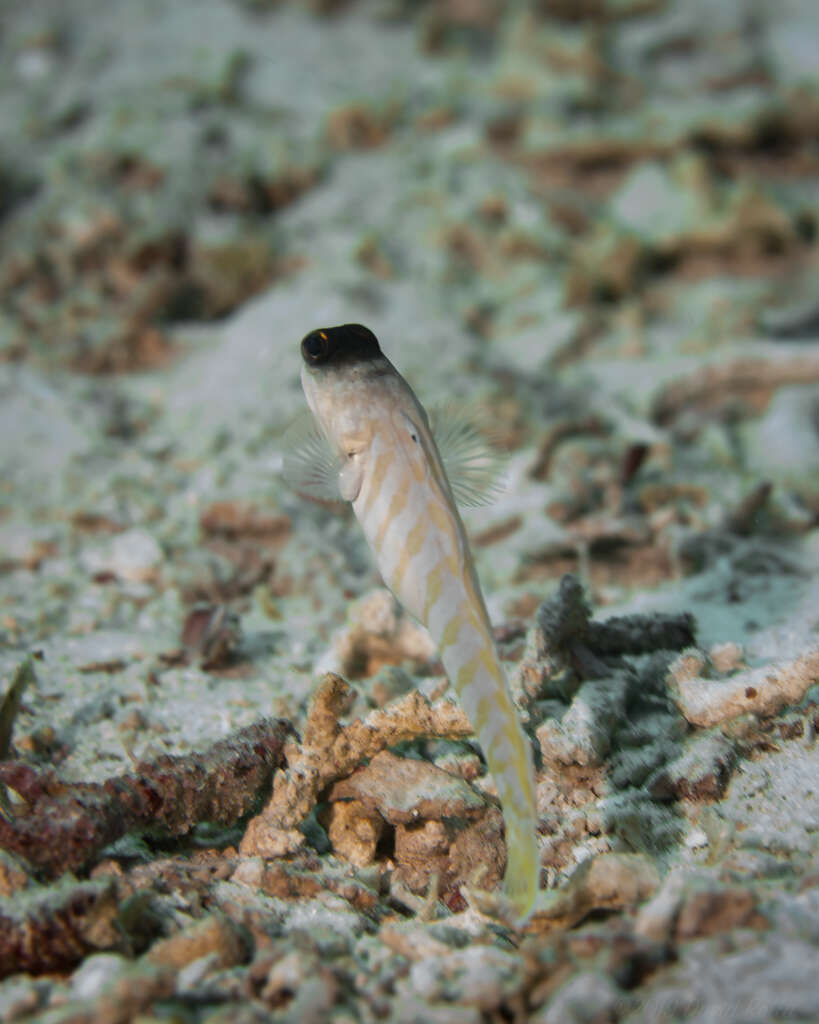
(280, 410, 344, 502)
(430, 402, 506, 509)
(338, 455, 363, 502)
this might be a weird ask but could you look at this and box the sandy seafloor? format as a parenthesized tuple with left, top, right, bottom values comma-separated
(1, 0, 819, 1020)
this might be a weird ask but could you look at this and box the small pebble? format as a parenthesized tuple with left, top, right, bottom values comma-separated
(685, 828, 709, 850)
(231, 857, 265, 888)
(145, 911, 245, 970)
(176, 953, 221, 994)
(81, 528, 164, 583)
(70, 953, 129, 1000)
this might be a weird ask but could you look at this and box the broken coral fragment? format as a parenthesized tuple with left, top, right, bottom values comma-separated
(241, 677, 506, 903)
(232, 854, 379, 911)
(514, 574, 695, 704)
(529, 852, 660, 934)
(647, 730, 737, 801)
(240, 675, 472, 860)
(329, 752, 505, 895)
(635, 868, 765, 944)
(0, 719, 292, 878)
(405, 944, 526, 1012)
(667, 648, 819, 727)
(536, 675, 629, 768)
(329, 750, 488, 825)
(325, 799, 385, 868)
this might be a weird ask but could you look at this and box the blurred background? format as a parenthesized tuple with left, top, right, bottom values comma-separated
(1, 0, 818, 759)
(2, 3, 819, 1014)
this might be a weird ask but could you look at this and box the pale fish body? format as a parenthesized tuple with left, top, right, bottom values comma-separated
(297, 324, 539, 919)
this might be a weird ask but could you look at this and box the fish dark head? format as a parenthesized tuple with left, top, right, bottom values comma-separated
(300, 323, 382, 369)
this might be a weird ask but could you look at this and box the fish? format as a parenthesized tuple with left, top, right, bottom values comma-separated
(288, 322, 539, 920)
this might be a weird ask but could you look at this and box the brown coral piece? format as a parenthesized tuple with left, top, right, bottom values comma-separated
(529, 415, 610, 481)
(325, 799, 385, 868)
(393, 804, 506, 899)
(652, 354, 819, 426)
(0, 878, 121, 979)
(0, 215, 288, 375)
(394, 819, 452, 893)
(240, 675, 474, 861)
(529, 852, 660, 934)
(420, 0, 505, 54)
(244, 676, 495, 899)
(199, 502, 291, 543)
(144, 910, 247, 970)
(326, 104, 392, 149)
(207, 166, 319, 214)
(181, 603, 242, 669)
(674, 883, 765, 939)
(327, 749, 498, 893)
(232, 854, 379, 912)
(0, 718, 293, 878)
(329, 750, 488, 825)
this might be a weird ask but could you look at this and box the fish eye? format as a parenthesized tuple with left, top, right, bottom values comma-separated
(301, 330, 330, 364)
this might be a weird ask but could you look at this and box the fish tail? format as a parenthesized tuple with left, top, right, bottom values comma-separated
(482, 706, 539, 922)
(445, 634, 540, 921)
(495, 759, 539, 920)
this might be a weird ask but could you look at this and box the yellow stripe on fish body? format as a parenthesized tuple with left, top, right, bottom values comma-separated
(298, 323, 539, 920)
(354, 420, 538, 919)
